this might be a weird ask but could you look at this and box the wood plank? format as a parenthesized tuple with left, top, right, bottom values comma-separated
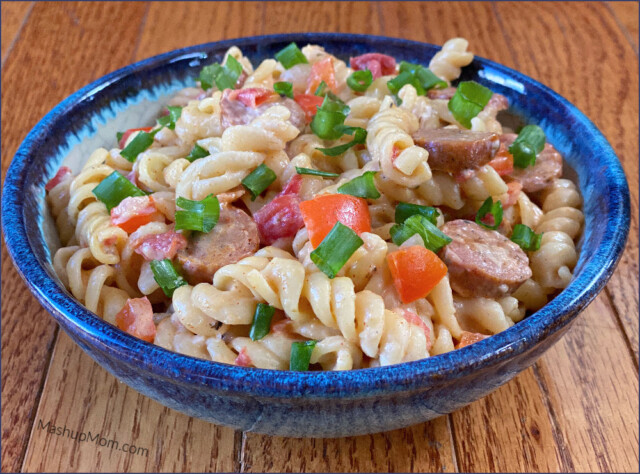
(607, 1, 639, 53)
(0, 1, 33, 63)
(1, 2, 149, 472)
(21, 332, 237, 473)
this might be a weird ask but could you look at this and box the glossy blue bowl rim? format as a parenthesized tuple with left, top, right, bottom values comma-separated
(2, 33, 630, 399)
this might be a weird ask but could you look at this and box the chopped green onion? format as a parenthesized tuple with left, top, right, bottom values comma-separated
(156, 106, 182, 130)
(116, 131, 124, 143)
(92, 171, 146, 210)
(387, 70, 425, 96)
(295, 167, 339, 178)
(316, 126, 367, 156)
(185, 144, 210, 162)
(120, 129, 158, 162)
(475, 197, 503, 230)
(347, 70, 373, 92)
(198, 56, 243, 91)
(275, 42, 308, 69)
(390, 214, 452, 253)
(314, 80, 327, 96)
(337, 171, 380, 199)
(150, 259, 188, 297)
(249, 303, 275, 341)
(509, 125, 546, 168)
(198, 63, 223, 90)
(310, 222, 364, 278)
(310, 95, 352, 140)
(175, 194, 220, 233)
(448, 81, 493, 129)
(241, 164, 277, 200)
(511, 224, 543, 251)
(395, 202, 440, 225)
(398, 61, 447, 91)
(274, 81, 294, 99)
(290, 340, 317, 371)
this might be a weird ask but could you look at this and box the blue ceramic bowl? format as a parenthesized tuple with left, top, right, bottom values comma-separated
(2, 33, 630, 438)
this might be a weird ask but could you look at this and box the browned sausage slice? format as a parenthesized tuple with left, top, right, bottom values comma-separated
(439, 220, 531, 298)
(177, 205, 260, 284)
(427, 86, 457, 100)
(412, 128, 500, 174)
(501, 133, 563, 192)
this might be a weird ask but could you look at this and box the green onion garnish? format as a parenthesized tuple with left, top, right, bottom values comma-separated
(310, 94, 350, 140)
(150, 259, 188, 297)
(337, 171, 380, 199)
(314, 80, 328, 96)
(290, 340, 317, 371)
(275, 42, 308, 69)
(395, 202, 440, 225)
(175, 194, 220, 233)
(185, 144, 210, 162)
(198, 63, 223, 91)
(274, 81, 294, 99)
(310, 221, 364, 278)
(511, 224, 543, 251)
(249, 303, 275, 341)
(398, 61, 447, 91)
(92, 171, 146, 211)
(116, 131, 124, 143)
(295, 167, 340, 178)
(156, 106, 182, 130)
(347, 70, 373, 92)
(198, 56, 243, 91)
(390, 214, 452, 252)
(120, 129, 158, 162)
(509, 125, 546, 168)
(448, 81, 493, 129)
(241, 164, 277, 200)
(316, 125, 367, 156)
(476, 197, 503, 230)
(387, 70, 425, 96)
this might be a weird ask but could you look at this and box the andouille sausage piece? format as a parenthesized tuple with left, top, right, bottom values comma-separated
(177, 205, 260, 284)
(220, 89, 306, 130)
(439, 219, 531, 298)
(412, 128, 500, 174)
(501, 133, 563, 193)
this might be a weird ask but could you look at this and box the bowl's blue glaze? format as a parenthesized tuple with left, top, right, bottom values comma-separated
(2, 33, 630, 438)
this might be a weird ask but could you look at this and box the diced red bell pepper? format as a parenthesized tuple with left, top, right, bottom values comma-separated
(110, 196, 161, 234)
(294, 93, 324, 123)
(115, 297, 156, 343)
(133, 230, 188, 261)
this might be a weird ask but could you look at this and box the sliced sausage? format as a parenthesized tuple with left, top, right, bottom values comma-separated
(413, 128, 500, 174)
(427, 86, 457, 100)
(501, 133, 563, 192)
(438, 219, 531, 298)
(177, 205, 260, 284)
(221, 90, 306, 130)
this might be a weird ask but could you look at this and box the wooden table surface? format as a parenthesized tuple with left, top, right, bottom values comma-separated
(1, 1, 638, 472)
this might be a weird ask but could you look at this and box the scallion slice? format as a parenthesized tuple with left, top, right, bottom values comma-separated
(387, 70, 425, 96)
(316, 126, 367, 156)
(295, 167, 339, 178)
(156, 106, 182, 130)
(395, 202, 440, 225)
(275, 42, 308, 69)
(509, 125, 546, 168)
(116, 131, 124, 143)
(249, 303, 275, 341)
(215, 55, 243, 91)
(241, 164, 277, 200)
(314, 80, 328, 96)
(289, 340, 317, 371)
(175, 194, 220, 233)
(448, 81, 493, 129)
(185, 144, 210, 162)
(199, 63, 223, 90)
(398, 61, 447, 91)
(347, 70, 373, 92)
(150, 259, 188, 297)
(337, 171, 380, 199)
(390, 214, 452, 253)
(475, 197, 503, 230)
(310, 222, 364, 278)
(92, 171, 146, 210)
(511, 224, 543, 251)
(274, 81, 294, 99)
(120, 129, 158, 162)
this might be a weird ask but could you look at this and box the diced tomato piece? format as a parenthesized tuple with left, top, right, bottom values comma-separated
(299, 194, 371, 248)
(133, 231, 188, 261)
(350, 53, 397, 79)
(254, 194, 305, 245)
(235, 347, 253, 367)
(229, 87, 275, 108)
(119, 127, 153, 149)
(110, 196, 160, 234)
(487, 143, 514, 176)
(399, 309, 431, 346)
(115, 297, 156, 343)
(45, 166, 72, 191)
(456, 331, 488, 349)
(502, 181, 522, 209)
(306, 57, 337, 95)
(387, 246, 448, 304)
(281, 174, 303, 196)
(294, 93, 324, 123)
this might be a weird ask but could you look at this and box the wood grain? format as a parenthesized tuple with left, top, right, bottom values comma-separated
(607, 1, 639, 53)
(0, 1, 33, 63)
